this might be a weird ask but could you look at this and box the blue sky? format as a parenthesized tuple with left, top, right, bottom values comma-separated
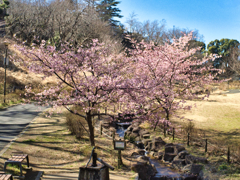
(115, 0, 240, 46)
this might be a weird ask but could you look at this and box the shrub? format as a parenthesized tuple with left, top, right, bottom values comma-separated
(65, 106, 86, 140)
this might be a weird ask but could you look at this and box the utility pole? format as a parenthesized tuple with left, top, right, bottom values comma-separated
(3, 42, 8, 104)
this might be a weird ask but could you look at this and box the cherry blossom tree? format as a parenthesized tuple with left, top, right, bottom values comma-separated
(14, 40, 127, 146)
(123, 33, 220, 132)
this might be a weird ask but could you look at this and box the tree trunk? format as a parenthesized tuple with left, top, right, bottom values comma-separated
(86, 113, 95, 146)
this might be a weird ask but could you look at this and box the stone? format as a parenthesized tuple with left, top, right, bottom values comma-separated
(143, 134, 151, 139)
(182, 164, 192, 173)
(151, 140, 166, 152)
(177, 150, 189, 159)
(136, 142, 145, 149)
(163, 153, 177, 162)
(135, 136, 141, 141)
(183, 175, 198, 180)
(131, 152, 139, 157)
(145, 142, 153, 151)
(127, 125, 133, 131)
(142, 139, 152, 147)
(137, 149, 146, 156)
(165, 146, 175, 154)
(132, 127, 140, 133)
(182, 164, 203, 175)
(131, 161, 156, 180)
(171, 159, 186, 170)
(175, 145, 185, 153)
(139, 129, 150, 137)
(157, 151, 164, 160)
(130, 132, 139, 139)
(136, 155, 150, 163)
(124, 130, 131, 137)
(190, 164, 203, 175)
(149, 151, 155, 157)
(185, 155, 208, 164)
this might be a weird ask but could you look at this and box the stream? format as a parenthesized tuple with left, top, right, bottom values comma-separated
(116, 123, 183, 179)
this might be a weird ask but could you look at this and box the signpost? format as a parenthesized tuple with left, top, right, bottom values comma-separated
(114, 139, 126, 168)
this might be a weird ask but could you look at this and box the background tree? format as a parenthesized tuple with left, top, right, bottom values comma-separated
(96, 0, 123, 26)
(228, 46, 240, 76)
(207, 38, 239, 75)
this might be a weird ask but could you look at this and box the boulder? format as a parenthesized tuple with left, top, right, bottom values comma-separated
(182, 164, 203, 175)
(171, 159, 186, 170)
(135, 136, 141, 141)
(124, 130, 131, 137)
(175, 145, 185, 153)
(157, 151, 164, 160)
(130, 132, 139, 139)
(139, 129, 150, 137)
(142, 134, 151, 139)
(185, 155, 208, 164)
(163, 153, 177, 162)
(137, 149, 146, 156)
(165, 146, 175, 154)
(145, 142, 153, 151)
(177, 150, 189, 159)
(142, 139, 152, 147)
(132, 127, 140, 133)
(190, 164, 203, 175)
(127, 125, 133, 131)
(131, 161, 156, 180)
(151, 138, 166, 152)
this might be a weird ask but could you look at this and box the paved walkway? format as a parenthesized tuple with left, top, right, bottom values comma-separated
(0, 104, 47, 152)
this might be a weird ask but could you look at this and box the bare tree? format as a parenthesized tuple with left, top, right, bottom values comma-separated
(5, 0, 123, 52)
(229, 47, 240, 75)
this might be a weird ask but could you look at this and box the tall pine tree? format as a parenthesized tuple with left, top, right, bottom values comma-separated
(96, 0, 123, 26)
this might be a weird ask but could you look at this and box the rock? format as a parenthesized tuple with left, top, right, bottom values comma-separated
(185, 155, 208, 164)
(131, 152, 139, 157)
(131, 161, 156, 180)
(177, 150, 189, 159)
(127, 125, 133, 131)
(139, 129, 150, 137)
(143, 134, 151, 139)
(171, 159, 186, 170)
(145, 142, 153, 151)
(183, 175, 198, 180)
(163, 153, 177, 162)
(165, 146, 175, 154)
(142, 139, 152, 147)
(136, 142, 145, 149)
(190, 164, 203, 175)
(149, 151, 155, 157)
(151, 139, 166, 152)
(130, 132, 139, 139)
(135, 136, 141, 141)
(182, 164, 192, 173)
(182, 164, 203, 175)
(124, 130, 131, 137)
(136, 155, 150, 163)
(132, 127, 140, 133)
(136, 149, 146, 156)
(157, 151, 164, 160)
(175, 144, 185, 153)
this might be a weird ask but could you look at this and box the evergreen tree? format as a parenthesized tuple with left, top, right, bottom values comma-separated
(96, 0, 123, 26)
(0, 0, 9, 19)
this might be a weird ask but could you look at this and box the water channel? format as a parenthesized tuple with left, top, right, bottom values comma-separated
(116, 123, 184, 179)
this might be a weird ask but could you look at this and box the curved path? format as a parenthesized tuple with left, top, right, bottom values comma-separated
(0, 104, 47, 151)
